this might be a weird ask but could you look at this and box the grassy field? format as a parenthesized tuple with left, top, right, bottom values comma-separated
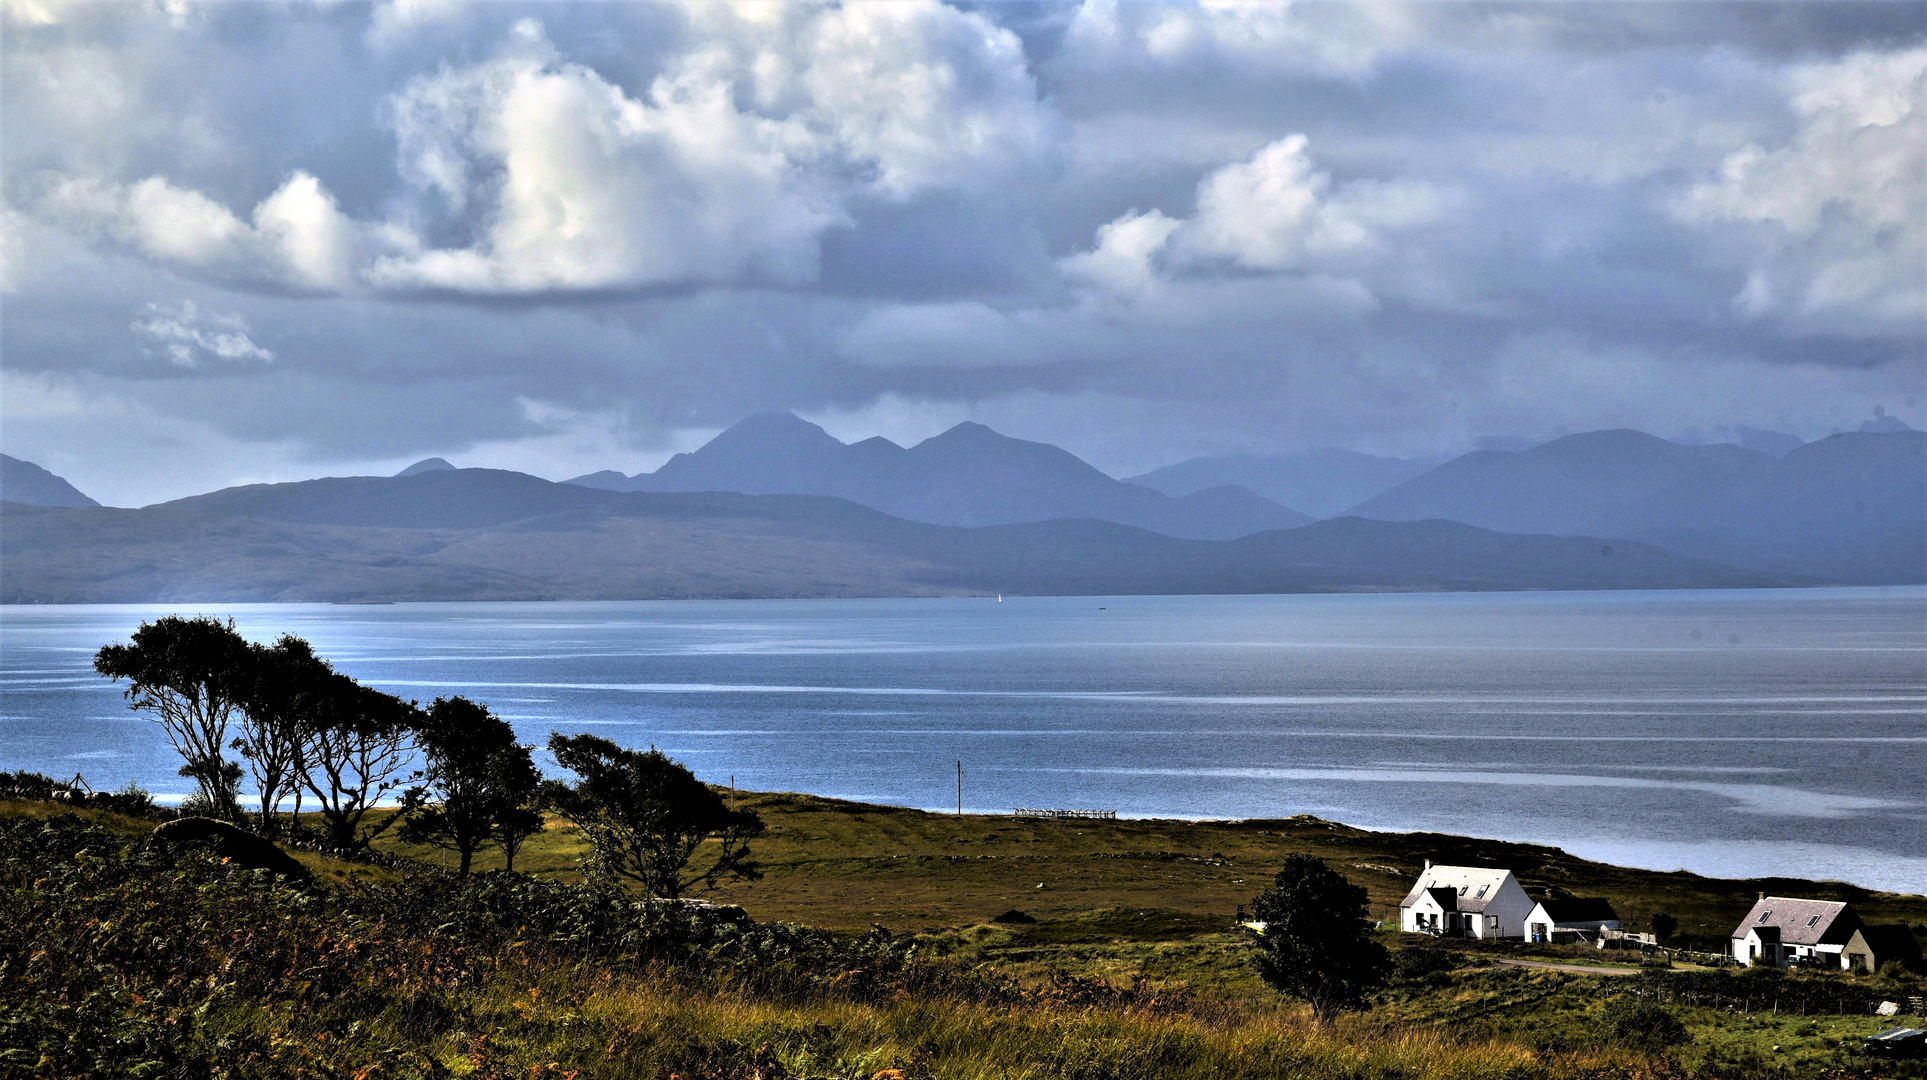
(10, 792, 1926, 1078)
(385, 788, 1927, 944)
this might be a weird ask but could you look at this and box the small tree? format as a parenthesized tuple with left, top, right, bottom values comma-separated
(1249, 854, 1391, 1018)
(95, 616, 253, 821)
(399, 697, 541, 876)
(299, 675, 424, 850)
(1651, 911, 1678, 943)
(545, 733, 763, 898)
(494, 791, 545, 874)
(233, 635, 325, 834)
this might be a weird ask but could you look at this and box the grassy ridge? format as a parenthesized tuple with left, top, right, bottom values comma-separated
(386, 790, 1927, 947)
(9, 795, 1925, 1078)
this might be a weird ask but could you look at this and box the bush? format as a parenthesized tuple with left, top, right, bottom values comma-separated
(1600, 1000, 1690, 1053)
(1393, 946, 1458, 982)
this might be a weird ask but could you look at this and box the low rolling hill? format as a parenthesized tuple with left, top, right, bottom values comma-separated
(0, 468, 1778, 603)
(1350, 430, 1925, 583)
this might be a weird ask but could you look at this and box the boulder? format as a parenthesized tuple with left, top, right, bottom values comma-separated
(150, 817, 312, 885)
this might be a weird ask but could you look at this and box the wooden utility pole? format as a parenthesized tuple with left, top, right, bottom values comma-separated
(956, 760, 962, 815)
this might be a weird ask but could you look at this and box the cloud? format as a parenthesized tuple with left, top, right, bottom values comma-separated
(365, 0, 463, 50)
(4, 2, 1924, 503)
(370, 18, 844, 292)
(1061, 0, 1409, 80)
(26, 5, 1058, 298)
(44, 171, 386, 292)
(370, 6, 1056, 293)
(1675, 48, 1927, 337)
(130, 299, 274, 367)
(1064, 134, 1446, 286)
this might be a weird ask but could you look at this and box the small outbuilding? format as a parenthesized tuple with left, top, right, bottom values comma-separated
(1524, 897, 1621, 943)
(1731, 896, 1862, 969)
(1399, 863, 1535, 940)
(1842, 924, 1923, 974)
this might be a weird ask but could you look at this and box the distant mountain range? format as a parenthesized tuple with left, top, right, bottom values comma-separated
(2, 416, 1918, 602)
(0, 455, 98, 509)
(1349, 429, 1925, 583)
(567, 412, 1312, 540)
(0, 468, 1777, 603)
(1125, 448, 1440, 519)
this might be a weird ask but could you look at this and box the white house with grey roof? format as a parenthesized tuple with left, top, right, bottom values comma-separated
(1398, 863, 1535, 940)
(1733, 896, 1863, 969)
(1524, 897, 1621, 943)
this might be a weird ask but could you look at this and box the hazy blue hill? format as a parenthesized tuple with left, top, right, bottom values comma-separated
(1348, 429, 1924, 582)
(0, 469, 1777, 603)
(0, 455, 100, 508)
(395, 457, 456, 476)
(156, 468, 625, 529)
(1349, 430, 1777, 536)
(566, 412, 1313, 540)
(1635, 431, 1926, 583)
(1126, 448, 1435, 518)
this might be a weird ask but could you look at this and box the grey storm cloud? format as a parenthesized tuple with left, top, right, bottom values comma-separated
(1, 0, 1922, 506)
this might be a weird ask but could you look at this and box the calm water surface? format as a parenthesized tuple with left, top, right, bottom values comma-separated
(3, 589, 1922, 892)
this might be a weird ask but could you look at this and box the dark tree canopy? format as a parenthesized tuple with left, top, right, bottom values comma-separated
(1249, 854, 1391, 1017)
(296, 671, 425, 849)
(1650, 911, 1679, 942)
(95, 616, 253, 820)
(233, 634, 329, 832)
(545, 733, 763, 898)
(399, 696, 541, 876)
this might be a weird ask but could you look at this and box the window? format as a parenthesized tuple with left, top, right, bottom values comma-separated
(1475, 884, 1489, 898)
(1807, 915, 1822, 928)
(1758, 910, 1772, 922)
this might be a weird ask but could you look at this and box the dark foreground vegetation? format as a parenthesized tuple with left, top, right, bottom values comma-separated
(6, 790, 1925, 1080)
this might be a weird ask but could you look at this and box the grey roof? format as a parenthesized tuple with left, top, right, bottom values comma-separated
(1399, 865, 1517, 914)
(1732, 897, 1860, 946)
(1534, 897, 1619, 925)
(1848, 924, 1925, 965)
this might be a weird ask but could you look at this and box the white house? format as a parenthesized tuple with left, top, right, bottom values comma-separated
(1524, 897, 1621, 943)
(1398, 863, 1535, 940)
(1732, 896, 1862, 969)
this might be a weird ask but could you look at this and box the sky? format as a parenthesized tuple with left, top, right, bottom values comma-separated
(2, 0, 1923, 507)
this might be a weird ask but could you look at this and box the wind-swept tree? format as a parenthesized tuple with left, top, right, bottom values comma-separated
(494, 778, 545, 874)
(299, 674, 424, 850)
(1249, 854, 1391, 1018)
(95, 616, 253, 821)
(545, 733, 763, 898)
(399, 696, 541, 876)
(233, 635, 328, 834)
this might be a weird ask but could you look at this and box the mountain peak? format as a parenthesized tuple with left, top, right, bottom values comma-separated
(1, 454, 102, 508)
(396, 458, 457, 477)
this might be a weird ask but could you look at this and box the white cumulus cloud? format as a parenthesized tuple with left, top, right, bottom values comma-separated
(1065, 134, 1447, 289)
(130, 299, 274, 368)
(44, 171, 382, 292)
(370, 6, 1056, 293)
(1675, 47, 1927, 337)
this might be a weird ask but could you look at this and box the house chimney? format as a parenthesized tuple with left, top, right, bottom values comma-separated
(1758, 891, 1765, 901)
(1424, 859, 1432, 872)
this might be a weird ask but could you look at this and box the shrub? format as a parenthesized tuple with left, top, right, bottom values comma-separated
(1393, 947, 1458, 982)
(1600, 1000, 1690, 1053)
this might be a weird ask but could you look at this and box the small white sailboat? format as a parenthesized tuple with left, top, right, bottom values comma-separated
(997, 594, 1003, 602)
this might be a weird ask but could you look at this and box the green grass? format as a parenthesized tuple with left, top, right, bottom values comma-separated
(11, 793, 1926, 1078)
(381, 789, 1927, 951)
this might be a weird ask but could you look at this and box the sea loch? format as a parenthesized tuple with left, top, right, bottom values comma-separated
(3, 587, 1922, 892)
